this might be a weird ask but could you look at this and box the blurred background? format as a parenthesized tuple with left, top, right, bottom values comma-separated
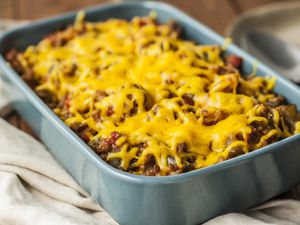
(0, 0, 287, 34)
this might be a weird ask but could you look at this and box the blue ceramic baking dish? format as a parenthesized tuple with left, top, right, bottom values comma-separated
(1, 2, 300, 225)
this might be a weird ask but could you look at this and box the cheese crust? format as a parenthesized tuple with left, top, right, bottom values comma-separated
(6, 14, 300, 176)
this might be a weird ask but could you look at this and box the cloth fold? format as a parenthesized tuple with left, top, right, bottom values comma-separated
(0, 118, 117, 225)
(206, 200, 300, 225)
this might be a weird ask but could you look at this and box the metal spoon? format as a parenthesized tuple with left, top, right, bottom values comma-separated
(245, 31, 300, 83)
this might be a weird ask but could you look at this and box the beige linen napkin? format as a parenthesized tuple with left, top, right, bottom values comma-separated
(206, 199, 300, 225)
(0, 117, 118, 225)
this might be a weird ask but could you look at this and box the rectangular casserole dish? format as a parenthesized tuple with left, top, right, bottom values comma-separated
(1, 2, 300, 225)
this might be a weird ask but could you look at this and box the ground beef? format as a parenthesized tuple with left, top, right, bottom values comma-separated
(176, 142, 188, 154)
(227, 146, 244, 159)
(202, 111, 229, 126)
(182, 94, 195, 106)
(266, 95, 286, 108)
(276, 104, 298, 133)
(225, 55, 243, 69)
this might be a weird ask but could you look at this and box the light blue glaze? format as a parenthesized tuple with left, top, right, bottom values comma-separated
(0, 2, 300, 225)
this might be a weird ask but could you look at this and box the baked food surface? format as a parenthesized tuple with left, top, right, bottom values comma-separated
(6, 13, 300, 176)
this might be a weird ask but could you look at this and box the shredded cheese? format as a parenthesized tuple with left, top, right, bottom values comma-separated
(16, 14, 300, 176)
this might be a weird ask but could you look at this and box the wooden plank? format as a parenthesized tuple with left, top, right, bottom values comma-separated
(5, 111, 37, 139)
(0, 0, 15, 19)
(232, 0, 286, 12)
(162, 0, 237, 34)
(15, 0, 237, 34)
(18, 119, 37, 139)
(5, 111, 20, 127)
(18, 0, 110, 20)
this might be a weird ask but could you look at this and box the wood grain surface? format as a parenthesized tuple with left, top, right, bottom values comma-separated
(1, 0, 286, 134)
(0, 0, 287, 33)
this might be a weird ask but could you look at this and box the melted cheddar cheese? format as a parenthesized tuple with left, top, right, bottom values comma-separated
(15, 13, 300, 176)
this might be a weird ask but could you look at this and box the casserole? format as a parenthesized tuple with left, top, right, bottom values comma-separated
(1, 2, 300, 224)
(5, 13, 300, 176)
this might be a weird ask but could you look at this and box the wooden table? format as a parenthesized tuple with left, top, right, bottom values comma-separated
(0, 0, 286, 34)
(1, 0, 286, 133)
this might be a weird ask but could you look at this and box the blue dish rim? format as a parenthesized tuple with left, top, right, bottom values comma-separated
(0, 1, 300, 184)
